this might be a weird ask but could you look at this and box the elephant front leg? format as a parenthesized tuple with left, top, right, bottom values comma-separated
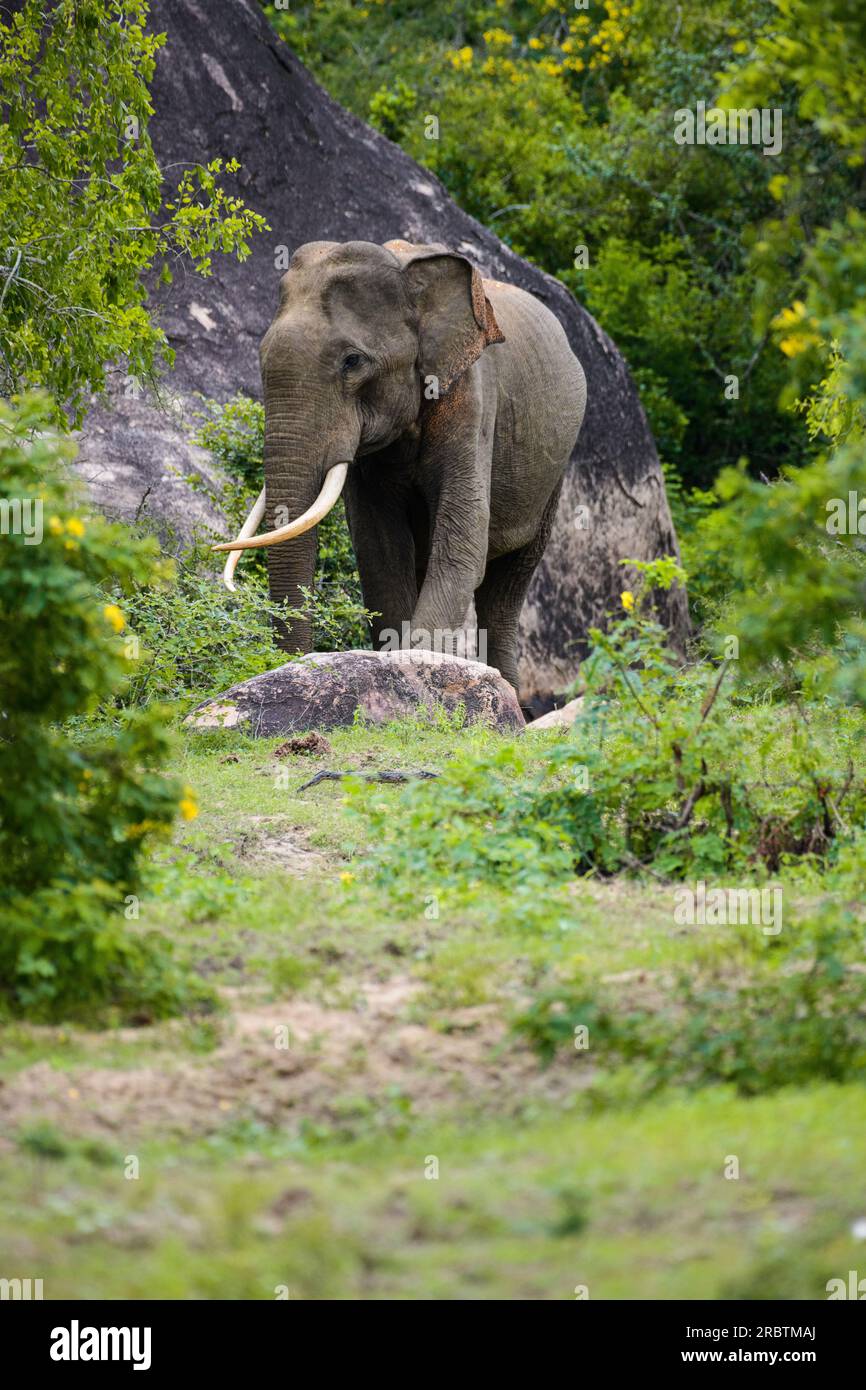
(344, 467, 418, 649)
(410, 481, 489, 655)
(411, 386, 494, 655)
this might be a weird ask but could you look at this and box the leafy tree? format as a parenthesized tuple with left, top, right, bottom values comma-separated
(0, 395, 211, 1019)
(265, 0, 862, 491)
(0, 0, 267, 422)
(702, 0, 866, 701)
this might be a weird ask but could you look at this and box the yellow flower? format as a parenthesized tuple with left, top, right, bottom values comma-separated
(449, 44, 473, 69)
(779, 334, 816, 358)
(66, 517, 85, 537)
(48, 515, 64, 535)
(483, 27, 512, 48)
(64, 539, 79, 551)
(621, 591, 635, 612)
(528, 36, 544, 50)
(772, 300, 820, 358)
(339, 871, 355, 884)
(179, 788, 199, 821)
(103, 603, 126, 634)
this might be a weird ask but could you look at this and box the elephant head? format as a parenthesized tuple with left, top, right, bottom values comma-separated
(213, 239, 503, 651)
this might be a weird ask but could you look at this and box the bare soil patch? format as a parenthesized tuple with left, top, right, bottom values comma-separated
(0, 977, 582, 1142)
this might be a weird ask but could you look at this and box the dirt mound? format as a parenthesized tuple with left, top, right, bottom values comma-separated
(0, 980, 582, 1143)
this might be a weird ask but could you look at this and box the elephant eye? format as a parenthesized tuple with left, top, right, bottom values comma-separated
(341, 352, 365, 374)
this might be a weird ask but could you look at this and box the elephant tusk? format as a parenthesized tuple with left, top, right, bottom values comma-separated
(212, 463, 349, 556)
(220, 486, 266, 591)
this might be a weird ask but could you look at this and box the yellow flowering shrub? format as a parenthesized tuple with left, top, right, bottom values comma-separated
(0, 395, 208, 1021)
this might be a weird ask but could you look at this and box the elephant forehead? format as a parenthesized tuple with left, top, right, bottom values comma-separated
(290, 239, 391, 270)
(280, 243, 409, 318)
(262, 302, 410, 373)
(319, 266, 408, 322)
(286, 240, 402, 290)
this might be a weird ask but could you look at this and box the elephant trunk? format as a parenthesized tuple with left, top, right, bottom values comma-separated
(212, 367, 360, 653)
(261, 377, 325, 654)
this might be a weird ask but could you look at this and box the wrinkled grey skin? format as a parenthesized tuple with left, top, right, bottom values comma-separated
(260, 238, 586, 691)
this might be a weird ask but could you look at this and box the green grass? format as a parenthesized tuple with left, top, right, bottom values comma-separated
(1, 714, 864, 1299)
(2, 1087, 864, 1299)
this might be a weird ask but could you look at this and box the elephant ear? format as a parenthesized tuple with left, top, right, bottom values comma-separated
(384, 240, 505, 394)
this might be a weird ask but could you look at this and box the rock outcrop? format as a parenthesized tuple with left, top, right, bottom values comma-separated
(78, 0, 689, 708)
(524, 697, 586, 731)
(185, 650, 525, 736)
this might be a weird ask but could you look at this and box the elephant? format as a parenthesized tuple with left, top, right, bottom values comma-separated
(213, 238, 587, 693)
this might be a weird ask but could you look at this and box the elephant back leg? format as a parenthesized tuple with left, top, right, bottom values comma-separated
(475, 478, 564, 694)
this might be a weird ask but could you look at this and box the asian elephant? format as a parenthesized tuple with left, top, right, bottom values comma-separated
(213, 238, 586, 693)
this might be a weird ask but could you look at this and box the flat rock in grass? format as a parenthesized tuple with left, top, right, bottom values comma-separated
(184, 650, 525, 736)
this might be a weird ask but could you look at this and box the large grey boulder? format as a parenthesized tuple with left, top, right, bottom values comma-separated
(184, 650, 525, 736)
(78, 0, 689, 707)
(74, 391, 226, 549)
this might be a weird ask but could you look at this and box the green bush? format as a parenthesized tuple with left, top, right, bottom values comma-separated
(113, 557, 374, 712)
(112, 557, 291, 712)
(513, 909, 866, 1097)
(354, 561, 866, 891)
(0, 395, 211, 1020)
(90, 395, 376, 713)
(700, 223, 866, 704)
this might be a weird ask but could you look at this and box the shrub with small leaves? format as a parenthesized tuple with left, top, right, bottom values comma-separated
(353, 560, 866, 891)
(514, 907, 866, 1097)
(0, 395, 211, 1020)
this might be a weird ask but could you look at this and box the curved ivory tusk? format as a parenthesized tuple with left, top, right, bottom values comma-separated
(221, 486, 266, 591)
(212, 463, 348, 555)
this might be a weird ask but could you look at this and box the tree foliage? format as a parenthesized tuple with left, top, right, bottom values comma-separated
(267, 0, 863, 492)
(0, 395, 210, 1019)
(0, 0, 267, 421)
